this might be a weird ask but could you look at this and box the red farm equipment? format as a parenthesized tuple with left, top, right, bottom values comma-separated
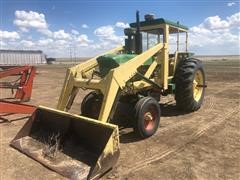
(0, 66, 36, 116)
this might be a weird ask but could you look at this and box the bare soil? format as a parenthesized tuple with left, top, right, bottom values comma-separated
(0, 58, 239, 180)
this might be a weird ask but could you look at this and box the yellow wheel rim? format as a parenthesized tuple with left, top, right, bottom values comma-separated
(193, 70, 204, 102)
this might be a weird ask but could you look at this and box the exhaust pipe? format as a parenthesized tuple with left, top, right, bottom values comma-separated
(135, 10, 143, 54)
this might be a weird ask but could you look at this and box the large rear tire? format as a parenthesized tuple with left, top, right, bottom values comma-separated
(174, 58, 206, 112)
(133, 97, 161, 138)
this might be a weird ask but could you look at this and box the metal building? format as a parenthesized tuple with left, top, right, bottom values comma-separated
(0, 50, 47, 65)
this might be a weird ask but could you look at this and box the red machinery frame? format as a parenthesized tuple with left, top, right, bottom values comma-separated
(0, 66, 36, 114)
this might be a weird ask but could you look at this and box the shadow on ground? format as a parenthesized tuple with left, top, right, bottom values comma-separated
(119, 102, 189, 144)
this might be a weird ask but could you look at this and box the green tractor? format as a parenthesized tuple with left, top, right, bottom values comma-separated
(77, 11, 206, 137)
(11, 11, 206, 179)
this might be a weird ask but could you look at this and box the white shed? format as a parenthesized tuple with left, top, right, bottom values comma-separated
(0, 50, 47, 65)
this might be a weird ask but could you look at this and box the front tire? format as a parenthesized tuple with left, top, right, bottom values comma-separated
(133, 97, 161, 138)
(81, 91, 103, 119)
(174, 58, 206, 112)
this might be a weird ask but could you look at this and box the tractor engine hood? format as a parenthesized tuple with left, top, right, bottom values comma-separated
(97, 53, 136, 77)
(97, 53, 153, 77)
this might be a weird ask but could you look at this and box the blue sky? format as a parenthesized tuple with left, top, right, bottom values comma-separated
(1, 0, 239, 57)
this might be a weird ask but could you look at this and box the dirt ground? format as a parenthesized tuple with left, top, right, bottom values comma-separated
(0, 58, 239, 180)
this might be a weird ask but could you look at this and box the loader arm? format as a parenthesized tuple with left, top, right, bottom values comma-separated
(97, 43, 164, 123)
(57, 46, 123, 111)
(57, 42, 164, 123)
(113, 43, 164, 88)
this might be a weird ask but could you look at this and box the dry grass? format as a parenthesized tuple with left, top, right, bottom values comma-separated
(42, 133, 61, 160)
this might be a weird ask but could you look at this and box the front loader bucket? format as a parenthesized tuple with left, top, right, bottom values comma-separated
(10, 106, 120, 179)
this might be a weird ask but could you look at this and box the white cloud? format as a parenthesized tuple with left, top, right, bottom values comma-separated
(6, 9, 239, 57)
(37, 38, 53, 46)
(92, 25, 124, 54)
(0, 30, 20, 40)
(190, 26, 211, 34)
(227, 2, 236, 6)
(3, 10, 90, 55)
(52, 30, 71, 40)
(94, 25, 115, 37)
(189, 12, 240, 55)
(115, 22, 129, 28)
(38, 29, 52, 36)
(82, 24, 89, 28)
(20, 40, 35, 48)
(4, 33, 93, 57)
(0, 41, 6, 47)
(71, 29, 79, 35)
(14, 10, 48, 32)
(13, 10, 54, 37)
(7, 10, 121, 56)
(55, 39, 68, 46)
(200, 15, 229, 29)
(227, 12, 240, 27)
(192, 12, 240, 31)
(76, 34, 91, 46)
(94, 25, 124, 44)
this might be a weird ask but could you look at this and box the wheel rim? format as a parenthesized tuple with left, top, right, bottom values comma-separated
(144, 105, 157, 131)
(193, 70, 204, 102)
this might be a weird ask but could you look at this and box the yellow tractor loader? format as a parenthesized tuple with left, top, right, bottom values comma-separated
(11, 12, 206, 179)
